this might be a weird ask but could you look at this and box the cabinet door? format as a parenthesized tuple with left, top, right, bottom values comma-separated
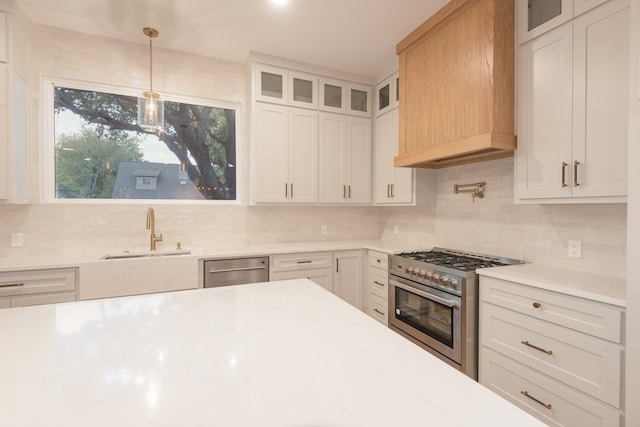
(288, 71, 317, 109)
(254, 64, 288, 105)
(517, 0, 573, 44)
(318, 113, 347, 203)
(319, 77, 346, 113)
(572, 0, 630, 198)
(0, 65, 8, 200)
(306, 267, 334, 293)
(375, 76, 393, 117)
(373, 110, 396, 202)
(515, 24, 574, 200)
(389, 109, 413, 203)
(288, 108, 318, 203)
(333, 250, 364, 310)
(345, 116, 371, 204)
(0, 13, 7, 63)
(255, 103, 289, 202)
(348, 83, 372, 118)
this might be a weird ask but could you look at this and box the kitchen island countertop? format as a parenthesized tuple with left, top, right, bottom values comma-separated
(0, 279, 544, 426)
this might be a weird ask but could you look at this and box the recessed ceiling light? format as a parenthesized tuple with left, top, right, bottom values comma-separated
(270, 0, 288, 5)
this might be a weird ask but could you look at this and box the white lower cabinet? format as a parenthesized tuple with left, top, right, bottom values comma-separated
(333, 250, 364, 310)
(0, 268, 78, 308)
(365, 250, 388, 325)
(479, 276, 624, 427)
(270, 251, 334, 292)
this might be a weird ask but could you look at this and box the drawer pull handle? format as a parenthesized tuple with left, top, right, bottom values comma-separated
(373, 308, 385, 316)
(0, 282, 25, 288)
(520, 390, 552, 410)
(521, 340, 553, 355)
(296, 260, 312, 264)
(561, 162, 568, 188)
(376, 259, 381, 263)
(373, 280, 385, 287)
(532, 302, 541, 309)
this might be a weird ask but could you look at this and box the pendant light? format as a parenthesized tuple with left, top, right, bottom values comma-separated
(137, 27, 164, 134)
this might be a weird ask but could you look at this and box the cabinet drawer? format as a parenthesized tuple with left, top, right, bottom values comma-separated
(367, 293, 388, 326)
(482, 303, 622, 407)
(480, 348, 621, 427)
(271, 252, 333, 272)
(480, 277, 622, 343)
(11, 292, 76, 308)
(368, 268, 388, 299)
(367, 251, 388, 270)
(271, 267, 333, 293)
(0, 268, 78, 297)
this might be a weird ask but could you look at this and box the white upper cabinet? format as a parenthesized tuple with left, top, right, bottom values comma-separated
(319, 77, 372, 117)
(318, 113, 371, 204)
(0, 9, 30, 204)
(254, 103, 318, 203)
(515, 0, 630, 203)
(375, 72, 399, 117)
(373, 109, 414, 204)
(254, 64, 318, 109)
(518, 0, 610, 44)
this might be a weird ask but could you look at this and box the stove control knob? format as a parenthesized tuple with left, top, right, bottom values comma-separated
(406, 267, 414, 275)
(426, 272, 433, 279)
(432, 274, 440, 282)
(440, 276, 448, 284)
(418, 270, 426, 278)
(449, 279, 458, 289)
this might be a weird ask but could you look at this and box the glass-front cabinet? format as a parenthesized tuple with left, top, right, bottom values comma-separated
(517, 0, 610, 44)
(320, 77, 371, 117)
(375, 72, 399, 116)
(254, 64, 317, 109)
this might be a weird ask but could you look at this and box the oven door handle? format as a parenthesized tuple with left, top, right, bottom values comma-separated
(391, 280, 459, 310)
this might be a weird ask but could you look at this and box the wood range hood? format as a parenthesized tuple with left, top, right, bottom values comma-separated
(394, 0, 516, 169)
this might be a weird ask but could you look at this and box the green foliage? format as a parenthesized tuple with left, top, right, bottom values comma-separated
(55, 129, 143, 198)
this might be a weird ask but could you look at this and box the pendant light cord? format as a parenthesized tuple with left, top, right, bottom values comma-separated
(149, 36, 153, 94)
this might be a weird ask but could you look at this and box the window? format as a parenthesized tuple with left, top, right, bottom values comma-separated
(46, 79, 239, 202)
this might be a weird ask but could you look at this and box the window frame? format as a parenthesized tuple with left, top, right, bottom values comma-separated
(40, 76, 244, 205)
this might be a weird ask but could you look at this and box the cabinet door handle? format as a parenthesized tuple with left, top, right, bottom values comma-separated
(290, 183, 294, 198)
(336, 258, 339, 273)
(573, 161, 580, 187)
(387, 184, 391, 198)
(343, 185, 346, 199)
(390, 184, 394, 198)
(0, 282, 24, 288)
(348, 185, 351, 199)
(373, 280, 385, 287)
(521, 340, 553, 355)
(561, 162, 568, 188)
(520, 390, 552, 410)
(373, 308, 385, 316)
(285, 182, 288, 198)
(532, 302, 541, 309)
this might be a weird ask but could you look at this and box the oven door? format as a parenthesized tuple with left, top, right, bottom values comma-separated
(389, 276, 462, 364)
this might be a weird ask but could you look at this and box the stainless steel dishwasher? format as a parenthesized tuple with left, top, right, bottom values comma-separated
(203, 257, 269, 288)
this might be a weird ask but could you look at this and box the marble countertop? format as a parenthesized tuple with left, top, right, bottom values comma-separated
(0, 279, 544, 426)
(477, 263, 626, 307)
(0, 239, 428, 272)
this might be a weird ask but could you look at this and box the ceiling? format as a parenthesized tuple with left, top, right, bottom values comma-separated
(14, 0, 449, 80)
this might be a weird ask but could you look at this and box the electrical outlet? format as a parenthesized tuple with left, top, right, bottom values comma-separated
(321, 225, 328, 235)
(568, 240, 582, 258)
(393, 225, 400, 235)
(11, 233, 24, 248)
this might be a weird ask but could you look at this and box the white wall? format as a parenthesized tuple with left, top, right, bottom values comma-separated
(626, 0, 639, 424)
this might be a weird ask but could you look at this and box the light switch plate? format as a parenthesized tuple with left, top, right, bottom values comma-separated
(393, 225, 400, 235)
(321, 225, 328, 235)
(568, 240, 582, 258)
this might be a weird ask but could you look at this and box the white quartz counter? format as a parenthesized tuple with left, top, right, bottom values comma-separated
(477, 263, 626, 307)
(0, 239, 426, 272)
(0, 279, 544, 426)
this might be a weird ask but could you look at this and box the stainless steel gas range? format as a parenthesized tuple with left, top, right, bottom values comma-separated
(388, 248, 521, 380)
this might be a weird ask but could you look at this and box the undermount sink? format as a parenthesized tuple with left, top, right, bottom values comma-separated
(100, 249, 192, 260)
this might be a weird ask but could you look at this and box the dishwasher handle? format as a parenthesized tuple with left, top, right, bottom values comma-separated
(208, 265, 267, 274)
